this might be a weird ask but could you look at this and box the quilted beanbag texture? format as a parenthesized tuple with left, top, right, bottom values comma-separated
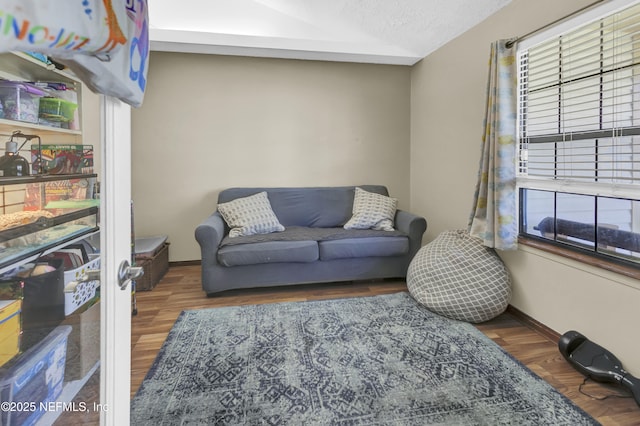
(407, 229, 511, 323)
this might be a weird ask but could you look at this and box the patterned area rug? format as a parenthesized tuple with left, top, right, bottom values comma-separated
(131, 292, 598, 425)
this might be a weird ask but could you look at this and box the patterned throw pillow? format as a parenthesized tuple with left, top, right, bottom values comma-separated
(344, 187, 397, 231)
(217, 191, 285, 238)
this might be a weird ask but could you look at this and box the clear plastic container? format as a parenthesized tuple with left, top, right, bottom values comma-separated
(0, 325, 71, 426)
(0, 81, 45, 123)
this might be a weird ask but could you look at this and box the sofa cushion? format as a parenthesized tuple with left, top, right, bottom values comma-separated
(217, 191, 285, 238)
(217, 186, 390, 228)
(319, 236, 408, 260)
(344, 187, 397, 231)
(220, 226, 407, 247)
(218, 240, 319, 267)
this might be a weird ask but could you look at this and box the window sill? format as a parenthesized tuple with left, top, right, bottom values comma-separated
(517, 237, 640, 281)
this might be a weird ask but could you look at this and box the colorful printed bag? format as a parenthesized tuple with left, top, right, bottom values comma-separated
(0, 0, 149, 107)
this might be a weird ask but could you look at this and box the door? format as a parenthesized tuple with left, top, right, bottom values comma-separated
(100, 96, 132, 425)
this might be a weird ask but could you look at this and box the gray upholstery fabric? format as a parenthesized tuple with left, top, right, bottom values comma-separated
(319, 237, 408, 260)
(218, 186, 389, 228)
(218, 240, 319, 267)
(219, 234, 408, 266)
(195, 186, 427, 295)
(220, 226, 406, 247)
(407, 229, 511, 323)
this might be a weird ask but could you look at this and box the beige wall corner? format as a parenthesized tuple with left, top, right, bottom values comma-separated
(132, 53, 411, 263)
(410, 0, 640, 375)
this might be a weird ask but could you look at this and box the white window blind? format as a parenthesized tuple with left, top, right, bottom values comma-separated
(518, 2, 640, 191)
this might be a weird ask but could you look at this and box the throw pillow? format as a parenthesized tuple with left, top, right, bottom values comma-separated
(344, 187, 397, 231)
(217, 191, 285, 238)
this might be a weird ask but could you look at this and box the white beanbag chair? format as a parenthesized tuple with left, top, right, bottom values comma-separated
(407, 229, 511, 323)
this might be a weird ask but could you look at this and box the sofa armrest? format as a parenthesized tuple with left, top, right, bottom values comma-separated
(195, 212, 226, 264)
(395, 210, 427, 256)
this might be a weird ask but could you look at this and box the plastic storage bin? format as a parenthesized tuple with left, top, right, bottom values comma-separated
(0, 81, 45, 123)
(0, 299, 21, 367)
(0, 325, 71, 426)
(63, 256, 100, 316)
(63, 301, 99, 381)
(38, 97, 78, 122)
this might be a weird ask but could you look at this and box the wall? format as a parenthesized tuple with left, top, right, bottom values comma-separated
(81, 84, 101, 177)
(410, 0, 640, 375)
(132, 53, 411, 262)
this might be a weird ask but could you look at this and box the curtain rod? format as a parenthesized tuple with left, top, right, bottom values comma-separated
(506, 0, 607, 47)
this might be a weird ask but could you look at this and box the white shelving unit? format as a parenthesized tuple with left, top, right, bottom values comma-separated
(0, 52, 91, 272)
(0, 51, 100, 426)
(0, 52, 83, 143)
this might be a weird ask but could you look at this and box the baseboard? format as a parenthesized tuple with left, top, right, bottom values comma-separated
(158, 265, 561, 345)
(506, 305, 561, 343)
(169, 260, 201, 267)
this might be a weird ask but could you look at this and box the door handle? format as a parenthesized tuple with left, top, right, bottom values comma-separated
(117, 259, 144, 290)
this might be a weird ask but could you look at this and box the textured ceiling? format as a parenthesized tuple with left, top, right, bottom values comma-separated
(149, 0, 513, 65)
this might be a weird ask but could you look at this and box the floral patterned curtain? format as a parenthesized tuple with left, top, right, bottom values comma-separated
(468, 40, 518, 250)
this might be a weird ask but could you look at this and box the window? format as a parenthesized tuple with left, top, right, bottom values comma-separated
(517, 1, 640, 266)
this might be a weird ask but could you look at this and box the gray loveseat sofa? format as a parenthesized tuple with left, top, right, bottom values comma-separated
(195, 185, 427, 296)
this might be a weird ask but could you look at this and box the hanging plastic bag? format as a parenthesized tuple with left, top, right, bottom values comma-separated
(61, 1, 149, 107)
(0, 0, 149, 107)
(0, 1, 127, 59)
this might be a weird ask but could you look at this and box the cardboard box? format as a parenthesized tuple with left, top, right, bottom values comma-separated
(23, 176, 96, 211)
(0, 299, 21, 367)
(31, 144, 94, 175)
(0, 281, 23, 301)
(62, 301, 99, 381)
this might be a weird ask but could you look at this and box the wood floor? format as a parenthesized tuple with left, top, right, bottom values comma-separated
(64, 264, 640, 425)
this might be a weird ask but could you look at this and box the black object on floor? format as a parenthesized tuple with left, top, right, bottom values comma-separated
(559, 330, 640, 407)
